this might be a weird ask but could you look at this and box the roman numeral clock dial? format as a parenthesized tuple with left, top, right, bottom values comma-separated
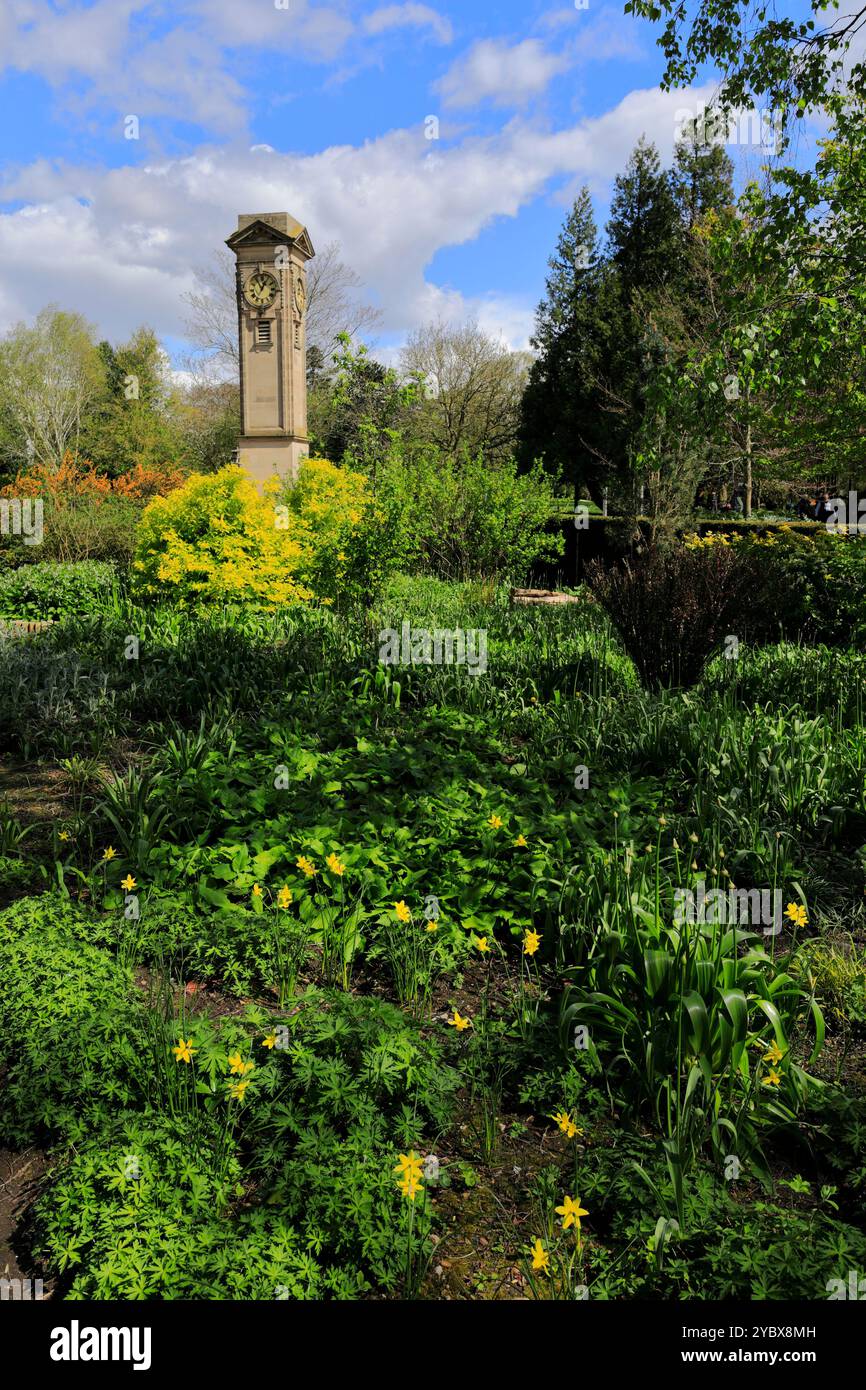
(244, 271, 278, 308)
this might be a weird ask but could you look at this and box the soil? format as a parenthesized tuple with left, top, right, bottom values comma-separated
(0, 1148, 51, 1299)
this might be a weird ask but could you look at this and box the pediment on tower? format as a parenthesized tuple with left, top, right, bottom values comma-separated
(226, 214, 315, 260)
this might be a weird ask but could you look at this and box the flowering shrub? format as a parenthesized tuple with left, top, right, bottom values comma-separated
(134, 465, 314, 609)
(276, 456, 401, 608)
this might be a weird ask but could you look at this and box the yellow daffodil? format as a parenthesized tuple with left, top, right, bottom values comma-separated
(296, 855, 316, 877)
(530, 1238, 549, 1273)
(394, 900, 412, 923)
(326, 853, 345, 876)
(555, 1194, 589, 1231)
(552, 1110, 578, 1140)
(487, 814, 503, 829)
(762, 1067, 782, 1087)
(120, 874, 137, 892)
(228, 1052, 254, 1076)
(277, 886, 292, 909)
(448, 1009, 472, 1031)
(173, 1038, 196, 1064)
(513, 834, 528, 848)
(394, 1151, 424, 1181)
(784, 902, 808, 928)
(523, 930, 541, 957)
(397, 1172, 423, 1201)
(102, 846, 116, 862)
(262, 1034, 277, 1049)
(474, 936, 490, 954)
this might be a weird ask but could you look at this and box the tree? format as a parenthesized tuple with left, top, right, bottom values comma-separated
(0, 307, 104, 472)
(80, 327, 181, 477)
(626, 0, 866, 127)
(671, 119, 735, 230)
(316, 334, 419, 476)
(173, 379, 240, 475)
(520, 137, 740, 514)
(642, 97, 866, 516)
(606, 137, 682, 293)
(400, 320, 529, 463)
(181, 242, 382, 381)
(517, 186, 608, 497)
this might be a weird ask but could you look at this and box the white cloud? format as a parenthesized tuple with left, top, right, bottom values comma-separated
(0, 1, 357, 135)
(362, 4, 452, 44)
(434, 37, 572, 109)
(0, 84, 714, 351)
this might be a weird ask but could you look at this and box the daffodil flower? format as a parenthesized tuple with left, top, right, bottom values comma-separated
(555, 1194, 589, 1231)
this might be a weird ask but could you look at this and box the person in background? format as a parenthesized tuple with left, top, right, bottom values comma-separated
(796, 494, 814, 520)
(814, 490, 835, 523)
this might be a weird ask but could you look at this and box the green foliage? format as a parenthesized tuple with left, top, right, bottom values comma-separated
(316, 333, 420, 472)
(244, 990, 456, 1291)
(4, 572, 866, 1303)
(31, 1111, 333, 1299)
(0, 560, 120, 620)
(578, 1141, 866, 1299)
(279, 454, 405, 608)
(80, 328, 181, 479)
(0, 900, 145, 1145)
(378, 446, 563, 581)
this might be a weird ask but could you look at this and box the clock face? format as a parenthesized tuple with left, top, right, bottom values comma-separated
(244, 271, 278, 308)
(294, 276, 306, 315)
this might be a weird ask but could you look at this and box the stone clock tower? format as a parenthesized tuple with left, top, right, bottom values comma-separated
(225, 212, 315, 481)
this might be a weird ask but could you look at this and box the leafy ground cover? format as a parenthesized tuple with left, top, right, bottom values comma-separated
(2, 573, 866, 1299)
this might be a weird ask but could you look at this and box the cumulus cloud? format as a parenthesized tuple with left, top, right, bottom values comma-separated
(0, 1, 357, 135)
(0, 83, 713, 350)
(362, 4, 453, 44)
(434, 37, 572, 109)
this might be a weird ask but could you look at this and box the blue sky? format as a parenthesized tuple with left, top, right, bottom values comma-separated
(0, 0, 822, 365)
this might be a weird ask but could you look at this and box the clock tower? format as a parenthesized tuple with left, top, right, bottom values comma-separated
(225, 212, 315, 482)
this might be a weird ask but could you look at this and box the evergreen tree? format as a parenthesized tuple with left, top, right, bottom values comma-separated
(606, 137, 681, 292)
(671, 120, 735, 230)
(519, 138, 736, 505)
(518, 188, 607, 498)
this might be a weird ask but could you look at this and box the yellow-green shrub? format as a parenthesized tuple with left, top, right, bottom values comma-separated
(133, 466, 313, 609)
(277, 456, 402, 607)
